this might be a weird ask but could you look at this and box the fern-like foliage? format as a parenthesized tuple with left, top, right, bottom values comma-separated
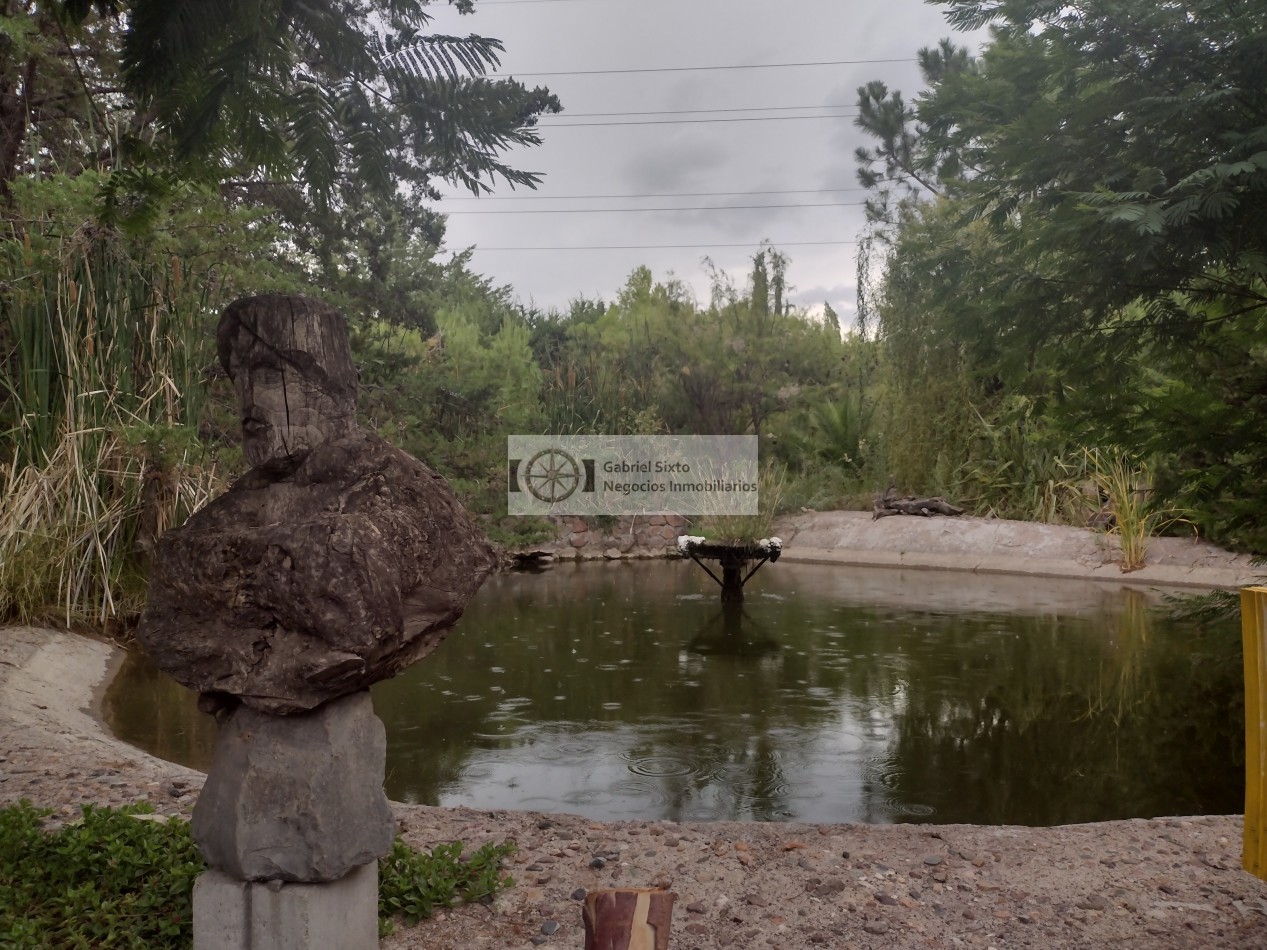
(117, 0, 561, 209)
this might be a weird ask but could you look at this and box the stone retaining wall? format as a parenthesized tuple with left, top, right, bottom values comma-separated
(538, 514, 689, 560)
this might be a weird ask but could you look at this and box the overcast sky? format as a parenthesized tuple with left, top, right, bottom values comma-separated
(424, 0, 985, 320)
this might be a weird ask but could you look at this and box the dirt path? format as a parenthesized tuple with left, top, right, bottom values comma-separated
(2, 513, 1267, 948)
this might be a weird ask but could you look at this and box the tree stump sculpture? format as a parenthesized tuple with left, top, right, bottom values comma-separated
(138, 294, 497, 714)
(136, 294, 497, 948)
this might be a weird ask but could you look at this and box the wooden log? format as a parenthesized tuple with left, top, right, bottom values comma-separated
(873, 475, 898, 516)
(872, 477, 964, 520)
(583, 888, 676, 950)
(873, 497, 965, 519)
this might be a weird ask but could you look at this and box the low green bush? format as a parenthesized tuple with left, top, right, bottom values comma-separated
(0, 801, 201, 948)
(378, 838, 517, 934)
(0, 801, 516, 947)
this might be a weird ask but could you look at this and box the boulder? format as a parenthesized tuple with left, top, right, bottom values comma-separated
(192, 691, 394, 882)
(138, 430, 497, 714)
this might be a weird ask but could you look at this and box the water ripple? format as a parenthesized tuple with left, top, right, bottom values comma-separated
(863, 755, 905, 790)
(607, 778, 676, 808)
(625, 753, 703, 778)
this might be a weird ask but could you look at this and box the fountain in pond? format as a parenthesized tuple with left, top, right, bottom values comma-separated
(676, 534, 782, 602)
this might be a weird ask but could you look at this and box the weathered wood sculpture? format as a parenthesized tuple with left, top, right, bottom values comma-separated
(137, 294, 498, 946)
(137, 294, 497, 716)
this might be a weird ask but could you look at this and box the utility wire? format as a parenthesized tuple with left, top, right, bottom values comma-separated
(440, 187, 874, 200)
(539, 113, 855, 127)
(556, 104, 858, 118)
(468, 240, 858, 250)
(479, 0, 692, 4)
(479, 0, 668, 3)
(494, 57, 911, 78)
(444, 202, 866, 214)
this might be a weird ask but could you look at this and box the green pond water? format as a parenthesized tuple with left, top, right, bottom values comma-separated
(106, 560, 1244, 826)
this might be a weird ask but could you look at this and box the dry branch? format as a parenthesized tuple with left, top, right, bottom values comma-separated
(872, 478, 964, 520)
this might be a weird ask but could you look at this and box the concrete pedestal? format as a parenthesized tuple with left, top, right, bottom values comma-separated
(193, 862, 378, 950)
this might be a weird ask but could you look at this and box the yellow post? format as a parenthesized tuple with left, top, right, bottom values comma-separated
(1242, 587, 1267, 880)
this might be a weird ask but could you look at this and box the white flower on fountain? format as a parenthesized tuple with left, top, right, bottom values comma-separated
(677, 535, 706, 554)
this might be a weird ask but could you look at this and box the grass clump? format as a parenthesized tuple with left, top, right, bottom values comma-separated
(693, 463, 787, 544)
(1085, 449, 1189, 572)
(0, 429, 223, 627)
(0, 800, 516, 946)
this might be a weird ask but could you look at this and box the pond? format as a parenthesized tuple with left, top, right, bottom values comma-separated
(106, 560, 1244, 826)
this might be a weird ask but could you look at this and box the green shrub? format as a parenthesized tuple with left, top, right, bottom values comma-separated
(378, 838, 517, 935)
(0, 801, 516, 947)
(778, 462, 873, 514)
(0, 801, 201, 948)
(953, 399, 1090, 524)
(483, 514, 557, 549)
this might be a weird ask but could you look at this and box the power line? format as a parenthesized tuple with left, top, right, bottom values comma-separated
(479, 0, 667, 4)
(494, 57, 911, 78)
(539, 113, 855, 127)
(441, 187, 873, 201)
(557, 104, 858, 118)
(445, 202, 866, 214)
(467, 240, 858, 250)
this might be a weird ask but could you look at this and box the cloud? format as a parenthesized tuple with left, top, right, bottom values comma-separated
(427, 0, 985, 313)
(619, 136, 732, 195)
(790, 282, 855, 307)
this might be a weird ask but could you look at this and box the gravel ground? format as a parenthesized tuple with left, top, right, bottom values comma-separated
(3, 513, 1267, 949)
(4, 631, 1266, 950)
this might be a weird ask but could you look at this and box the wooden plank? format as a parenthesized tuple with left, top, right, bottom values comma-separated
(1242, 587, 1267, 881)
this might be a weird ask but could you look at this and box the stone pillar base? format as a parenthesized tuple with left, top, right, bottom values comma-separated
(193, 863, 378, 950)
(193, 691, 394, 882)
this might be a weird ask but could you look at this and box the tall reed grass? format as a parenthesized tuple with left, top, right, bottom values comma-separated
(955, 403, 1091, 525)
(1085, 448, 1188, 573)
(1, 222, 223, 627)
(694, 463, 787, 543)
(1082, 588, 1153, 724)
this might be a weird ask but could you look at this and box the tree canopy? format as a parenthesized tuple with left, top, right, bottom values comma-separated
(2, 1, 560, 219)
(855, 0, 1267, 548)
(0, 0, 568, 621)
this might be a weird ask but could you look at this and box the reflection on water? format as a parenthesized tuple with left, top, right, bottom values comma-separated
(106, 561, 1244, 825)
